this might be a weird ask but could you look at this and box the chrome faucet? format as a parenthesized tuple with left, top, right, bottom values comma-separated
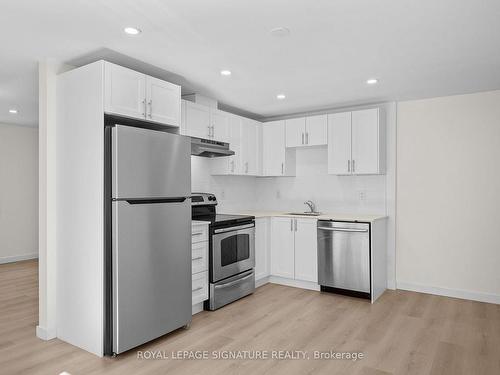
(304, 200, 316, 213)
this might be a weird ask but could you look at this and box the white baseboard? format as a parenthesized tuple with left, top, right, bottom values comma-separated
(36, 325, 56, 340)
(0, 253, 38, 264)
(397, 282, 500, 305)
(192, 302, 204, 315)
(268, 276, 320, 291)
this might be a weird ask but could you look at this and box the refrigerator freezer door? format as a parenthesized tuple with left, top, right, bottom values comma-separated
(112, 125, 190, 199)
(112, 199, 191, 354)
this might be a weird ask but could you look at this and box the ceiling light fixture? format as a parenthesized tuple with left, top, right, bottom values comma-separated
(276, 94, 286, 100)
(124, 27, 141, 35)
(366, 78, 379, 85)
(270, 27, 291, 37)
(9, 109, 18, 114)
(220, 70, 231, 76)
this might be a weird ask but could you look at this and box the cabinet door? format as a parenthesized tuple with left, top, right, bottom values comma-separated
(305, 114, 327, 146)
(270, 217, 295, 279)
(328, 112, 352, 175)
(104, 62, 146, 120)
(262, 121, 286, 176)
(351, 108, 380, 174)
(145, 76, 181, 127)
(184, 101, 211, 139)
(211, 109, 230, 143)
(294, 219, 318, 282)
(210, 115, 241, 175)
(241, 118, 258, 175)
(285, 117, 306, 147)
(254, 218, 270, 281)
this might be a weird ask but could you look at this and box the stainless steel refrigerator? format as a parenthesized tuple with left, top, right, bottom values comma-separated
(104, 122, 192, 355)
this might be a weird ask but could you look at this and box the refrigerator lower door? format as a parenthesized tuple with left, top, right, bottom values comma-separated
(112, 199, 191, 354)
(112, 125, 190, 199)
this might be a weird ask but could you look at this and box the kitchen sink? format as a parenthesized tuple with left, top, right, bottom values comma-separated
(287, 212, 322, 216)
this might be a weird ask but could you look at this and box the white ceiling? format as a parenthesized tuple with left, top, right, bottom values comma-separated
(1, 0, 500, 126)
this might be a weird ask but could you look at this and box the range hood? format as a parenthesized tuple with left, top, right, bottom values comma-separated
(190, 137, 235, 158)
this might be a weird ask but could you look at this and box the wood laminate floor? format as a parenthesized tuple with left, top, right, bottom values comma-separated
(1, 260, 500, 375)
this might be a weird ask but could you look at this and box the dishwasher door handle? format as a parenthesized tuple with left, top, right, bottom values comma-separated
(318, 227, 368, 233)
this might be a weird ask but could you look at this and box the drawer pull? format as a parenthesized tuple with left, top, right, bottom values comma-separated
(192, 232, 204, 236)
(192, 256, 204, 261)
(192, 286, 204, 292)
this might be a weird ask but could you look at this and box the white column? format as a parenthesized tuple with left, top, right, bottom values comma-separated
(37, 60, 70, 340)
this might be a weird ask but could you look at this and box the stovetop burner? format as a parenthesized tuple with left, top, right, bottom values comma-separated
(191, 193, 254, 228)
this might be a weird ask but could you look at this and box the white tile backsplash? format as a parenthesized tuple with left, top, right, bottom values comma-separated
(191, 147, 387, 215)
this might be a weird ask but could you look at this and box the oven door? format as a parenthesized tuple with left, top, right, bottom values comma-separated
(211, 223, 255, 282)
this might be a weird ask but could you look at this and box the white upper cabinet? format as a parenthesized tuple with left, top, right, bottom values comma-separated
(285, 115, 327, 147)
(145, 76, 181, 127)
(294, 219, 318, 283)
(104, 62, 180, 127)
(351, 109, 383, 174)
(328, 112, 352, 175)
(305, 114, 328, 146)
(210, 114, 242, 175)
(262, 121, 296, 177)
(183, 100, 211, 139)
(211, 109, 230, 143)
(262, 121, 286, 176)
(182, 100, 229, 143)
(328, 108, 385, 175)
(104, 63, 146, 120)
(285, 117, 306, 147)
(240, 118, 259, 175)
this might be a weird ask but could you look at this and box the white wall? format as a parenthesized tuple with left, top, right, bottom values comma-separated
(0, 123, 38, 263)
(397, 90, 500, 303)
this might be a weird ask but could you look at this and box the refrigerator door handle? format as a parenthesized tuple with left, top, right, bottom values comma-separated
(121, 197, 188, 205)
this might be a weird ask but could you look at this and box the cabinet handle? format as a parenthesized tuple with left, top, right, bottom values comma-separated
(306, 132, 309, 144)
(148, 100, 152, 118)
(192, 256, 203, 261)
(352, 159, 355, 173)
(281, 162, 284, 175)
(207, 125, 211, 138)
(231, 160, 235, 173)
(192, 286, 203, 292)
(211, 125, 215, 138)
(142, 99, 146, 117)
(348, 160, 351, 173)
(294, 219, 297, 231)
(301, 133, 304, 145)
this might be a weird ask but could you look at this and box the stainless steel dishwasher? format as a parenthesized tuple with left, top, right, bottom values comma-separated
(317, 220, 371, 299)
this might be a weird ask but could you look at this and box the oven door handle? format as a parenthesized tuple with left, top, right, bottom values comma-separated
(214, 271, 254, 289)
(213, 223, 255, 234)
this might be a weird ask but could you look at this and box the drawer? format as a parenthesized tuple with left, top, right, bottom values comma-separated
(192, 241, 208, 274)
(192, 271, 208, 305)
(192, 224, 208, 243)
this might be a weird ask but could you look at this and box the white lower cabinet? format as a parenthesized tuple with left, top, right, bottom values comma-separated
(191, 222, 209, 309)
(254, 218, 270, 281)
(294, 219, 318, 282)
(270, 217, 317, 282)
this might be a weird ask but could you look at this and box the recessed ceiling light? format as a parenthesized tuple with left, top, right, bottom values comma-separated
(9, 109, 18, 114)
(366, 78, 379, 85)
(124, 27, 141, 35)
(270, 27, 290, 37)
(220, 70, 231, 76)
(276, 94, 286, 100)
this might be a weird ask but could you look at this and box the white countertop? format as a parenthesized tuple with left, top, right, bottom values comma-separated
(222, 210, 388, 223)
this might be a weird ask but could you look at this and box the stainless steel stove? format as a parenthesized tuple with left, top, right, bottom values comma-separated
(191, 193, 255, 310)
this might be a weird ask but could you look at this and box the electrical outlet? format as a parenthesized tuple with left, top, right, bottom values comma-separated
(221, 190, 225, 199)
(276, 190, 281, 199)
(358, 190, 366, 201)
